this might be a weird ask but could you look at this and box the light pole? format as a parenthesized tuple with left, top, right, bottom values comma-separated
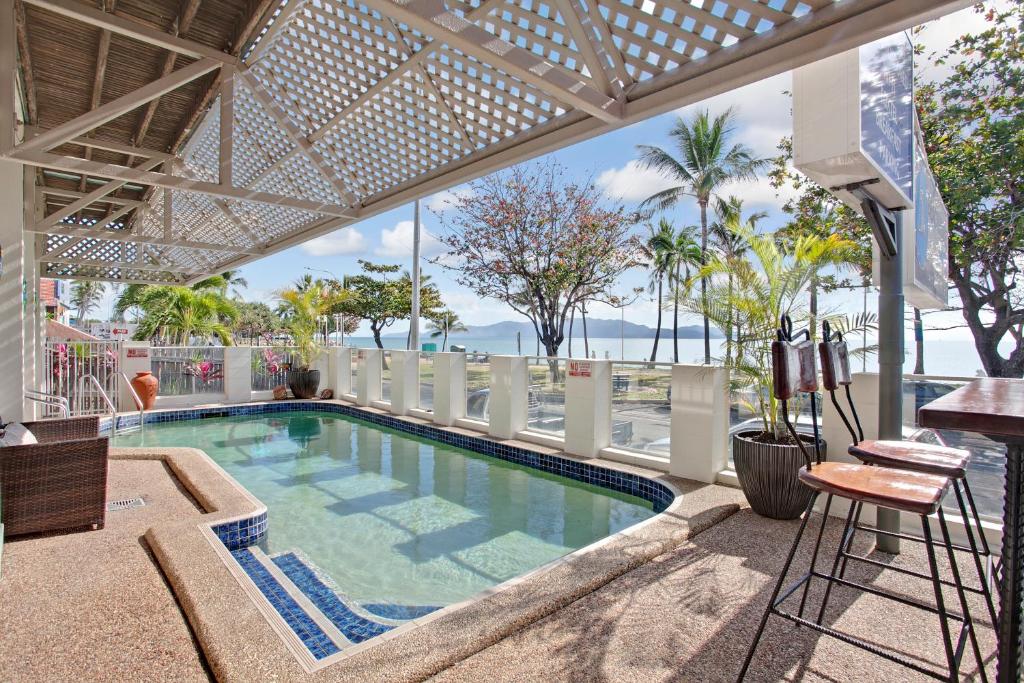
(410, 199, 422, 351)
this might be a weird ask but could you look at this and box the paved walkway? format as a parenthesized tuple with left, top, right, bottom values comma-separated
(432, 508, 997, 682)
(0, 460, 211, 682)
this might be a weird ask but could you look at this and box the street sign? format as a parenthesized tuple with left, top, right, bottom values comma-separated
(793, 32, 914, 212)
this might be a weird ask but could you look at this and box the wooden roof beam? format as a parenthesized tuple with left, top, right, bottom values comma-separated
(132, 0, 203, 150)
(8, 57, 220, 157)
(21, 0, 240, 65)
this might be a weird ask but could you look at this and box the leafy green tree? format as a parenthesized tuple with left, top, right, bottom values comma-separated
(637, 108, 770, 363)
(233, 301, 279, 345)
(342, 260, 444, 349)
(428, 309, 468, 350)
(665, 225, 703, 362)
(71, 280, 105, 322)
(276, 288, 328, 368)
(917, 1, 1024, 377)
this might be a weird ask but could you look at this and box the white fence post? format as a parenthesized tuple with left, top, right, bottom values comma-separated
(356, 348, 382, 406)
(389, 349, 419, 415)
(328, 347, 352, 397)
(564, 359, 611, 458)
(488, 355, 527, 439)
(433, 352, 466, 426)
(669, 364, 729, 483)
(119, 341, 152, 410)
(223, 347, 251, 404)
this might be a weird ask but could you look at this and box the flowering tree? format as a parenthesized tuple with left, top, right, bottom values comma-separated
(435, 161, 640, 358)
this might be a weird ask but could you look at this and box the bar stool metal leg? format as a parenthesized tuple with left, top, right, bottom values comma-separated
(938, 508, 989, 683)
(797, 494, 833, 621)
(921, 517, 959, 683)
(737, 492, 820, 682)
(816, 500, 860, 625)
(954, 480, 999, 627)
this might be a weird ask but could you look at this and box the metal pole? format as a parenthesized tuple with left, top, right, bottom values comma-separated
(410, 199, 421, 351)
(876, 208, 905, 553)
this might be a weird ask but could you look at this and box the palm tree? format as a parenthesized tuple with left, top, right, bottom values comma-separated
(710, 196, 766, 366)
(71, 280, 105, 322)
(666, 226, 702, 363)
(428, 309, 468, 351)
(134, 286, 238, 345)
(637, 107, 769, 363)
(639, 219, 676, 363)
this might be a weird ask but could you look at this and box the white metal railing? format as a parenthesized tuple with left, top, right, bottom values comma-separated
(25, 388, 70, 418)
(76, 374, 118, 435)
(120, 372, 146, 433)
(43, 339, 120, 416)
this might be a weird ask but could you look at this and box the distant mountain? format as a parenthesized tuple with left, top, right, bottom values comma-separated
(386, 318, 721, 339)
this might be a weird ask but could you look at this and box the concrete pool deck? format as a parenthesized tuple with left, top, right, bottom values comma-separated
(0, 418, 998, 681)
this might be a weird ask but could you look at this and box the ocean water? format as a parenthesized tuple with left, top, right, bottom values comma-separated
(343, 335, 995, 379)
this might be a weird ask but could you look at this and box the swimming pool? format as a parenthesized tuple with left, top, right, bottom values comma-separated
(115, 409, 659, 613)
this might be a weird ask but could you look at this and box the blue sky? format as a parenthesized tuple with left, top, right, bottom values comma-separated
(145, 4, 996, 343)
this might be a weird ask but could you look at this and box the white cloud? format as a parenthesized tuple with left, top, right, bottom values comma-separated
(674, 72, 792, 158)
(597, 160, 677, 202)
(426, 186, 474, 212)
(299, 228, 367, 256)
(375, 220, 443, 258)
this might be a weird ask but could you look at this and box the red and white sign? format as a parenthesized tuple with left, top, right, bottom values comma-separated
(357, 350, 366, 360)
(126, 347, 149, 359)
(568, 360, 592, 378)
(112, 328, 129, 335)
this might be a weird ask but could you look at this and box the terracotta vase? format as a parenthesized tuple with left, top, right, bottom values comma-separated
(130, 371, 159, 410)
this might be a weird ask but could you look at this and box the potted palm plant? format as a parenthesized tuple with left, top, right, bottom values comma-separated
(278, 288, 325, 399)
(683, 222, 857, 519)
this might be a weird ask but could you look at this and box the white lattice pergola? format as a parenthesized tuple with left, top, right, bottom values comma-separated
(4, 0, 969, 284)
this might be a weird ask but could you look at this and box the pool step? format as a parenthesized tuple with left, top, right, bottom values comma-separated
(270, 552, 399, 644)
(230, 548, 345, 659)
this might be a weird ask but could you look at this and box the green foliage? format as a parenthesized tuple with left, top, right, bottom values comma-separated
(233, 301, 279, 344)
(342, 261, 444, 348)
(427, 309, 468, 349)
(916, 1, 1024, 377)
(132, 286, 238, 345)
(276, 288, 328, 368)
(681, 225, 857, 440)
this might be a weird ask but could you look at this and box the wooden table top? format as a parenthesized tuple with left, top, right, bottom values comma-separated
(918, 378, 1024, 439)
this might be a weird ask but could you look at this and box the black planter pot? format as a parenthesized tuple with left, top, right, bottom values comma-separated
(732, 430, 826, 520)
(287, 368, 320, 399)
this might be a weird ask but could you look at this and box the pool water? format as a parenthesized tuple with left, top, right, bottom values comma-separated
(115, 410, 656, 607)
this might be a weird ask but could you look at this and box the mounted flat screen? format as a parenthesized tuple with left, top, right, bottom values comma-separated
(793, 32, 914, 212)
(870, 119, 950, 310)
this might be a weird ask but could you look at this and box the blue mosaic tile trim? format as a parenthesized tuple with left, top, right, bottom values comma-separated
(362, 603, 441, 620)
(230, 549, 340, 660)
(211, 511, 268, 550)
(118, 401, 677, 512)
(271, 553, 394, 644)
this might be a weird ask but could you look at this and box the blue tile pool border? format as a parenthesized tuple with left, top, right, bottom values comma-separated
(107, 401, 677, 513)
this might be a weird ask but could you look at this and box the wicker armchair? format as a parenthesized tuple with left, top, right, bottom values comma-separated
(1, 416, 108, 537)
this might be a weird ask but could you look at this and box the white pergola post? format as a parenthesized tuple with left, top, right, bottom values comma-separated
(327, 347, 352, 397)
(669, 364, 730, 483)
(356, 348, 382, 407)
(0, 0, 28, 420)
(488, 355, 528, 440)
(223, 346, 251, 404)
(432, 352, 466, 426)
(564, 359, 612, 458)
(389, 349, 419, 415)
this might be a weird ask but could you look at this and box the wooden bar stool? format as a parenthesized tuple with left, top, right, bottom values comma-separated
(817, 321, 998, 629)
(738, 320, 986, 682)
